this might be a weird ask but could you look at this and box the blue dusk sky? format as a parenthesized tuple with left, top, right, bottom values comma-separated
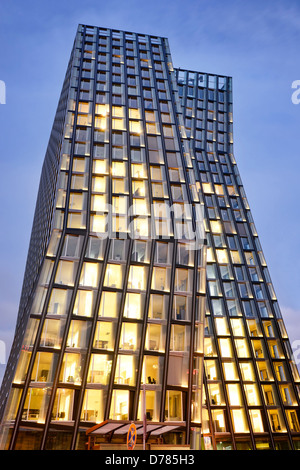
(0, 0, 300, 383)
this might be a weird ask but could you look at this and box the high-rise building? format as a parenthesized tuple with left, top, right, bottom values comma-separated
(0, 24, 299, 451)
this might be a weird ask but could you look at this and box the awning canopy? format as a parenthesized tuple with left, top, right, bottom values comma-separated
(86, 420, 185, 437)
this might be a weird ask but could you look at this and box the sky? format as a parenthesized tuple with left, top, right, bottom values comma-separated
(0, 0, 300, 384)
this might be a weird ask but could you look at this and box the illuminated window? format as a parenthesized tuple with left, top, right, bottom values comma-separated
(87, 354, 112, 385)
(165, 391, 183, 421)
(219, 338, 233, 358)
(145, 323, 166, 352)
(128, 265, 148, 290)
(123, 292, 145, 319)
(103, 264, 124, 289)
(22, 388, 51, 423)
(13, 351, 32, 384)
(148, 294, 168, 320)
(52, 389, 74, 421)
(47, 289, 72, 316)
(114, 355, 137, 386)
(151, 266, 170, 292)
(223, 361, 239, 381)
(170, 325, 190, 352)
(231, 409, 249, 433)
(208, 383, 225, 405)
(212, 409, 227, 432)
(81, 389, 106, 423)
(66, 320, 91, 348)
(73, 289, 95, 317)
(55, 260, 78, 286)
(93, 321, 116, 350)
(110, 390, 129, 420)
(98, 291, 121, 318)
(119, 323, 141, 351)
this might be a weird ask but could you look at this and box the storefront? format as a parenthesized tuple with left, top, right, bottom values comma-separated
(86, 420, 190, 450)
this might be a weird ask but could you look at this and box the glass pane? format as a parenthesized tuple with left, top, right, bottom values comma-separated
(81, 389, 107, 423)
(87, 354, 112, 385)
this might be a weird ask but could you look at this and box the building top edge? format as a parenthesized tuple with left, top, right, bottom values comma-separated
(77, 23, 168, 41)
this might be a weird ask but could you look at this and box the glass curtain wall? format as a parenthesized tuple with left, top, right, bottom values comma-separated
(0, 25, 206, 450)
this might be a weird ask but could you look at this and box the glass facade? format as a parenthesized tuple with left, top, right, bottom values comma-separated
(174, 68, 300, 449)
(0, 24, 299, 450)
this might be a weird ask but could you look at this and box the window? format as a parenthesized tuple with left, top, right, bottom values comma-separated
(81, 389, 106, 422)
(165, 391, 183, 421)
(94, 321, 116, 350)
(103, 264, 124, 289)
(119, 323, 141, 351)
(87, 354, 112, 385)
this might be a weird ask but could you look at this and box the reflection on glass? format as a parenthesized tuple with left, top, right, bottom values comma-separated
(123, 293, 145, 319)
(110, 390, 129, 420)
(98, 291, 121, 318)
(114, 355, 137, 386)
